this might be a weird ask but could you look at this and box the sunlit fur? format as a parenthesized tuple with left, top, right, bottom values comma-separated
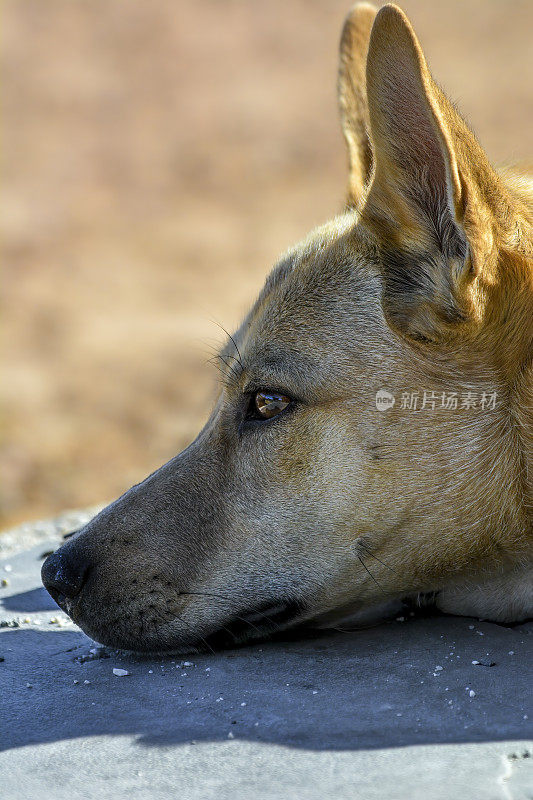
(45, 4, 532, 652)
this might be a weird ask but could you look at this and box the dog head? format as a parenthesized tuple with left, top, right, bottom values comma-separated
(42, 4, 532, 652)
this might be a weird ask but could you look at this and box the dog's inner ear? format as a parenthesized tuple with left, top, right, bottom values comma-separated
(337, 3, 377, 209)
(359, 4, 510, 342)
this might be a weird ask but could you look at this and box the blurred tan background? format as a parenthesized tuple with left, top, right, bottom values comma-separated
(2, 0, 532, 529)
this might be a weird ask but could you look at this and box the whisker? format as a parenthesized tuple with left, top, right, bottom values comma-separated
(204, 358, 237, 392)
(153, 604, 217, 655)
(358, 542, 394, 572)
(217, 354, 242, 385)
(227, 333, 244, 371)
(209, 317, 244, 370)
(179, 591, 264, 636)
(357, 555, 386, 595)
(205, 351, 242, 391)
(174, 615, 217, 655)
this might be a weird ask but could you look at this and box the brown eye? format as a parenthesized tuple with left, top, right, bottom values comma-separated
(254, 390, 291, 420)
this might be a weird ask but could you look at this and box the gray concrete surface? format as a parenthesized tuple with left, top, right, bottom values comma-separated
(1, 521, 532, 800)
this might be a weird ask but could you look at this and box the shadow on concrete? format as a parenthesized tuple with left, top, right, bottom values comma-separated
(1, 614, 531, 755)
(2, 587, 58, 613)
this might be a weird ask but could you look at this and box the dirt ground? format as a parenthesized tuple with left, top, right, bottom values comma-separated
(2, 0, 532, 529)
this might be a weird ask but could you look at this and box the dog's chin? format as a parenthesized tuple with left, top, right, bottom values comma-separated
(60, 597, 309, 655)
(68, 614, 200, 655)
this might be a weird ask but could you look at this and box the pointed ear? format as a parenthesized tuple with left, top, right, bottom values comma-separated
(361, 4, 506, 341)
(338, 3, 377, 209)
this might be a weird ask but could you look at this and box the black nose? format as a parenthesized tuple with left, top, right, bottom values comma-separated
(41, 549, 90, 609)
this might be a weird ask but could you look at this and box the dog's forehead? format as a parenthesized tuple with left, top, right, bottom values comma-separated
(217, 213, 385, 394)
(263, 211, 362, 297)
(241, 214, 381, 350)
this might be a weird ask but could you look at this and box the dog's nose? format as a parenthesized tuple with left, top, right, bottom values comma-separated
(41, 549, 90, 608)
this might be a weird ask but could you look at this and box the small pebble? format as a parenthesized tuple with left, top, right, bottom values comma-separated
(469, 690, 476, 698)
(508, 651, 514, 656)
(1, 579, 9, 587)
(435, 666, 443, 671)
(112, 668, 130, 677)
(227, 732, 234, 739)
(84, 680, 91, 685)
(4, 565, 12, 573)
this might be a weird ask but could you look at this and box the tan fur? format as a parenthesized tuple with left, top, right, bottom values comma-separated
(43, 4, 533, 652)
(338, 2, 376, 207)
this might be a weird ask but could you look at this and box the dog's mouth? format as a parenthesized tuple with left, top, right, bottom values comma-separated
(47, 582, 307, 653)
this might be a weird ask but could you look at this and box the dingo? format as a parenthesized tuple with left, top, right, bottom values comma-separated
(43, 4, 532, 652)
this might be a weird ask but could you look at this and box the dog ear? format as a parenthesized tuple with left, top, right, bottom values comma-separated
(338, 3, 377, 209)
(361, 4, 511, 342)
